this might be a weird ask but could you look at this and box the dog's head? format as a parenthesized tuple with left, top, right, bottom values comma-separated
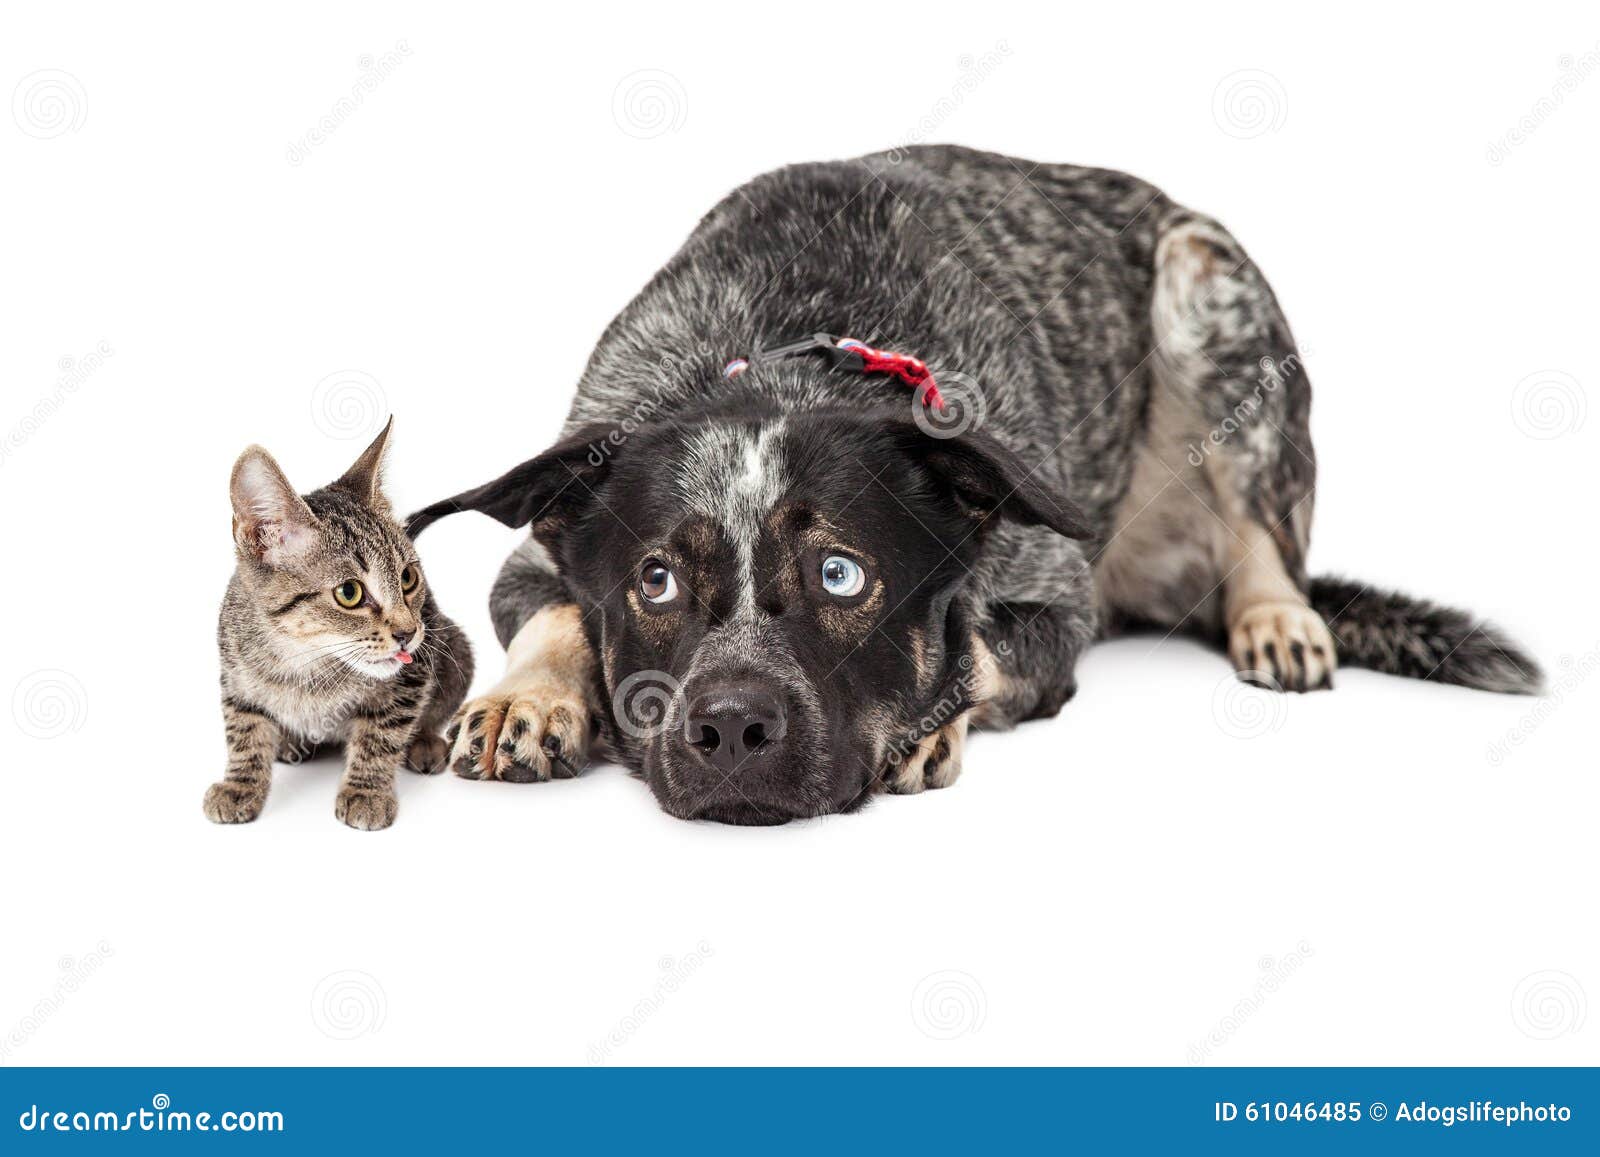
(412, 407, 1088, 823)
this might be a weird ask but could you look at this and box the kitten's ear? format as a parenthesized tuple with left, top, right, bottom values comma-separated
(332, 415, 394, 512)
(230, 446, 321, 568)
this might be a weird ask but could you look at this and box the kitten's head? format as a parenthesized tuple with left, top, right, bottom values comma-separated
(229, 418, 426, 680)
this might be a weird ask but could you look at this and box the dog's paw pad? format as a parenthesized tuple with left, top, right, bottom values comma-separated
(1229, 601, 1336, 693)
(885, 716, 969, 794)
(448, 687, 590, 782)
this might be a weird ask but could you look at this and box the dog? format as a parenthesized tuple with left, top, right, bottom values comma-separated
(408, 146, 1541, 825)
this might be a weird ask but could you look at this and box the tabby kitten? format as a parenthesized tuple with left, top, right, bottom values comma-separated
(203, 419, 472, 830)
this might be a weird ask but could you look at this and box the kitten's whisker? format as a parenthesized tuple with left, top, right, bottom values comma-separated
(301, 661, 355, 691)
(290, 639, 371, 660)
(285, 654, 355, 678)
(285, 650, 361, 677)
(288, 638, 369, 660)
(284, 644, 368, 688)
(417, 637, 469, 681)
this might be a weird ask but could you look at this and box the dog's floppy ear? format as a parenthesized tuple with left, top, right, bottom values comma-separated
(888, 423, 1093, 541)
(405, 425, 614, 543)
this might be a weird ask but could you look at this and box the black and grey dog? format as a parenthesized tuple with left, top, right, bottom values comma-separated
(410, 146, 1540, 825)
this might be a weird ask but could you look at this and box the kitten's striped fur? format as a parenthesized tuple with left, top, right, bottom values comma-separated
(204, 420, 472, 830)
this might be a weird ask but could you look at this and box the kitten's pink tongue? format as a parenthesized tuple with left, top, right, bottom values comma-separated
(395, 651, 413, 665)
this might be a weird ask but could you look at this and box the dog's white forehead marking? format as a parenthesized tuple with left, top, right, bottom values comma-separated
(675, 419, 788, 614)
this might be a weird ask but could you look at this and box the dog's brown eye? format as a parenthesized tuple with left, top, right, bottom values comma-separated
(400, 564, 420, 593)
(640, 560, 678, 604)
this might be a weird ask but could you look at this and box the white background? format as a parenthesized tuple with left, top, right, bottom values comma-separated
(2, 2, 1595, 1067)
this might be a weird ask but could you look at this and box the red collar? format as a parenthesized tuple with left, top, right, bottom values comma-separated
(724, 333, 946, 411)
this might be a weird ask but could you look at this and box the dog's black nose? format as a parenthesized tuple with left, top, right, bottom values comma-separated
(685, 684, 786, 772)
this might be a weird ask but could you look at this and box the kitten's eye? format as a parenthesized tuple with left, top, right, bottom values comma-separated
(333, 580, 365, 608)
(400, 564, 420, 593)
(639, 559, 678, 604)
(821, 555, 865, 598)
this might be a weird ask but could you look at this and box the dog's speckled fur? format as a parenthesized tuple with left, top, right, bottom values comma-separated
(412, 146, 1541, 824)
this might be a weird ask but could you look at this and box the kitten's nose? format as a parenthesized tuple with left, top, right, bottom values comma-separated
(392, 629, 415, 649)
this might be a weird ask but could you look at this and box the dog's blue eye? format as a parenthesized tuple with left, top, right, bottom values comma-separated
(820, 555, 865, 597)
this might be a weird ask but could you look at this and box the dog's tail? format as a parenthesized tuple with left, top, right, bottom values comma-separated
(1308, 575, 1542, 694)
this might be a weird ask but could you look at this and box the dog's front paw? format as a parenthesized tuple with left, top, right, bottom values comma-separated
(203, 781, 265, 824)
(335, 787, 397, 831)
(885, 714, 969, 795)
(447, 685, 591, 783)
(1228, 601, 1336, 692)
(404, 732, 449, 774)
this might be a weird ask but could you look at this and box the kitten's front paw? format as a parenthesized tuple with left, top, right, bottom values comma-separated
(335, 787, 398, 831)
(448, 685, 591, 783)
(203, 781, 265, 824)
(404, 733, 449, 774)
